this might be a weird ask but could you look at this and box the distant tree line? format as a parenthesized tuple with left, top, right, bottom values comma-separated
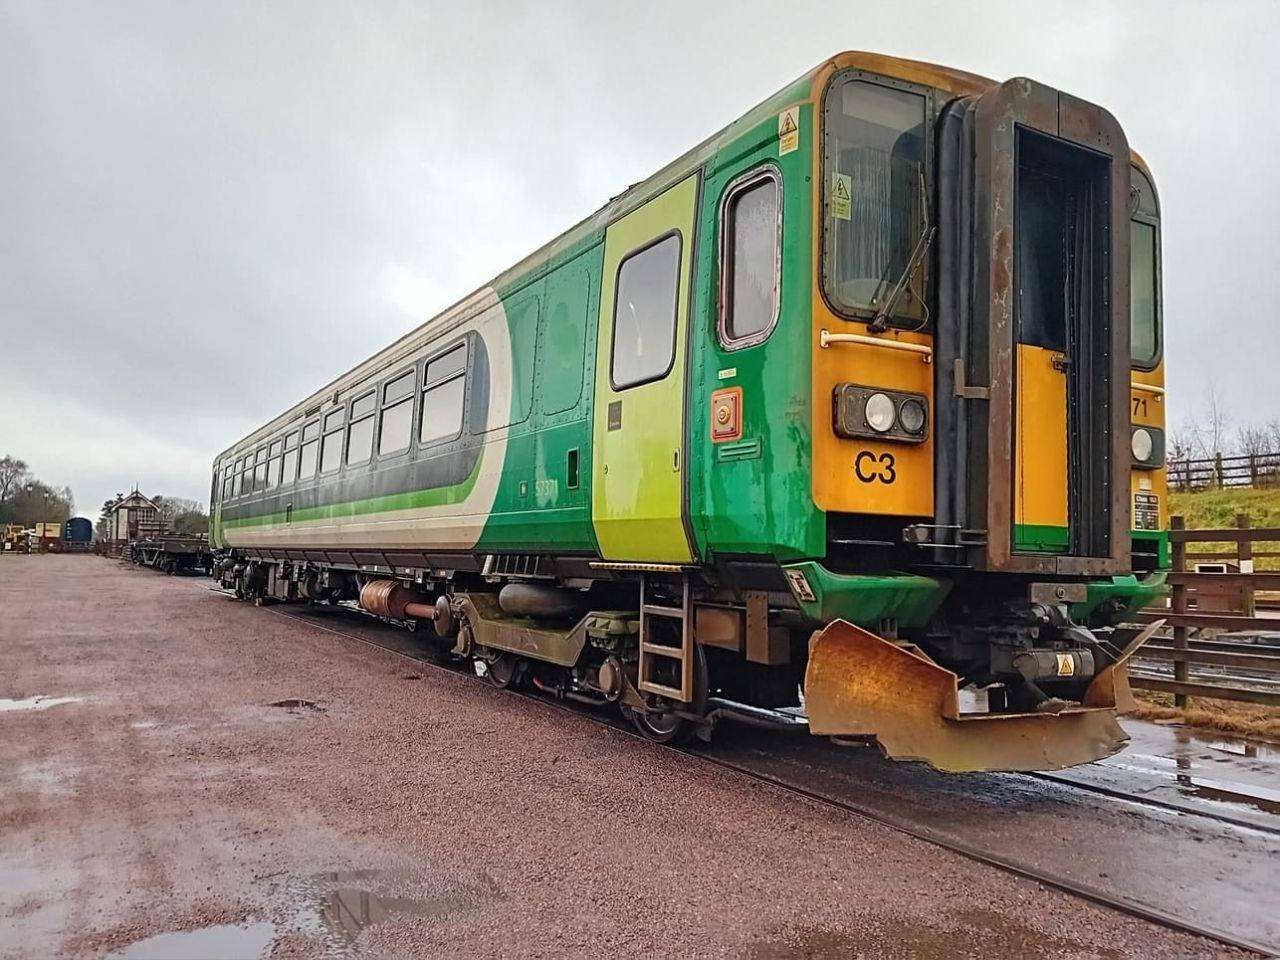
(1167, 387, 1280, 490)
(1169, 385, 1280, 463)
(0, 455, 74, 527)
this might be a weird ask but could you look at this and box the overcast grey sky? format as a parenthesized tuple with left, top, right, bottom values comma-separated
(2, 0, 1277, 516)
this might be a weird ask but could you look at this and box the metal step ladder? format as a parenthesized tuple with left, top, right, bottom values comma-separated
(637, 573, 693, 702)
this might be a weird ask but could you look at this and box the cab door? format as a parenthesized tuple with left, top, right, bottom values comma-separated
(1013, 147, 1073, 554)
(591, 174, 698, 562)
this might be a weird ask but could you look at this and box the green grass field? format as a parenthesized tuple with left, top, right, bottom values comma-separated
(1169, 485, 1280, 530)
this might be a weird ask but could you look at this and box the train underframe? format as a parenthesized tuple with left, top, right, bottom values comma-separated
(213, 551, 1158, 772)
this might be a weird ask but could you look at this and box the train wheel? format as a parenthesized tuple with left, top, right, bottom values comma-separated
(628, 706, 689, 744)
(627, 644, 707, 745)
(486, 653, 522, 689)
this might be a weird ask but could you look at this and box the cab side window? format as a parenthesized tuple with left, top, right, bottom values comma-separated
(719, 168, 781, 349)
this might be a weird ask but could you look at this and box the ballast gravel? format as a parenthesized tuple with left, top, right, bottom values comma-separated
(0, 556, 1254, 959)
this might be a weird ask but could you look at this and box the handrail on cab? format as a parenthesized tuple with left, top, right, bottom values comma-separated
(819, 329, 933, 362)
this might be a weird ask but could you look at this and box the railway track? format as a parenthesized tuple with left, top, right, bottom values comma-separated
(213, 588, 1279, 957)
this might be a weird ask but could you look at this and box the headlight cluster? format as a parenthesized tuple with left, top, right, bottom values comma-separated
(1131, 424, 1165, 469)
(832, 384, 929, 443)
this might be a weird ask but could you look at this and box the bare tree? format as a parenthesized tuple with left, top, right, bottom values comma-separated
(0, 455, 29, 502)
(1237, 423, 1274, 486)
(1181, 384, 1231, 464)
(1237, 423, 1269, 458)
(153, 496, 203, 522)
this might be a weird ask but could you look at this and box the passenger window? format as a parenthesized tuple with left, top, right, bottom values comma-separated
(253, 448, 268, 490)
(351, 393, 376, 419)
(324, 409, 344, 431)
(222, 474, 233, 501)
(299, 432, 319, 478)
(611, 234, 681, 389)
(321, 427, 343, 473)
(426, 346, 466, 384)
(379, 370, 415, 456)
(420, 345, 467, 445)
(267, 439, 285, 487)
(347, 391, 376, 465)
(280, 431, 299, 484)
(720, 169, 781, 347)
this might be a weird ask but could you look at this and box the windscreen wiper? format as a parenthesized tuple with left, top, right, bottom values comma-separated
(869, 168, 935, 334)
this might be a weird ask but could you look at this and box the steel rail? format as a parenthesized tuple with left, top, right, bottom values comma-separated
(1027, 771, 1280, 838)
(217, 591, 1278, 957)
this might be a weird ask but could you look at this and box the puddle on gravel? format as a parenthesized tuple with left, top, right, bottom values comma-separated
(267, 698, 324, 712)
(0, 695, 83, 712)
(1179, 779, 1280, 816)
(105, 922, 276, 960)
(106, 870, 498, 957)
(269, 868, 499, 948)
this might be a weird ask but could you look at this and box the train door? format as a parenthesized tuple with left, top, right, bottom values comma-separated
(591, 174, 699, 562)
(1012, 129, 1111, 555)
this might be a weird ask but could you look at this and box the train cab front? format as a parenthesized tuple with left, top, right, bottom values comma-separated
(796, 63, 1168, 772)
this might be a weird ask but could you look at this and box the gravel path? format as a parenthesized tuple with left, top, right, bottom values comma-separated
(0, 556, 1253, 959)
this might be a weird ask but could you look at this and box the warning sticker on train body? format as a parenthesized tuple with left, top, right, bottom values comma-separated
(832, 173, 852, 220)
(778, 107, 799, 155)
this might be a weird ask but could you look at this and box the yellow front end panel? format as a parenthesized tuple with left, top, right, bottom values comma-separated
(1014, 344, 1069, 551)
(810, 328, 935, 517)
(1130, 363, 1168, 534)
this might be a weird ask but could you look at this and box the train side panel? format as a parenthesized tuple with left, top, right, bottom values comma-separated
(687, 97, 823, 563)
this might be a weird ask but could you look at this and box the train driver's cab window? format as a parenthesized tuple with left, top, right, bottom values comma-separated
(611, 233, 681, 389)
(380, 370, 415, 456)
(321, 409, 344, 473)
(822, 75, 928, 325)
(719, 168, 781, 348)
(281, 431, 299, 485)
(298, 421, 320, 478)
(1130, 166, 1161, 368)
(420, 345, 466, 445)
(267, 439, 284, 488)
(347, 392, 376, 465)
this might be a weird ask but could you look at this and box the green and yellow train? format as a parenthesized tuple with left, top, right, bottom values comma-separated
(211, 52, 1169, 772)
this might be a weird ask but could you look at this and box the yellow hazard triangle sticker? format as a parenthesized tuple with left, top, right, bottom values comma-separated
(832, 173, 852, 220)
(778, 106, 799, 155)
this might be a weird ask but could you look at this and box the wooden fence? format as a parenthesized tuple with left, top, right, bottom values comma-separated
(1134, 514, 1280, 707)
(1167, 451, 1280, 491)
